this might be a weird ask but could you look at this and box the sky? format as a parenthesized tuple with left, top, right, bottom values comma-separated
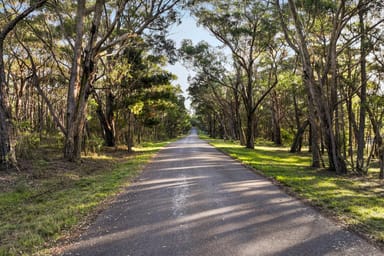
(164, 12, 223, 111)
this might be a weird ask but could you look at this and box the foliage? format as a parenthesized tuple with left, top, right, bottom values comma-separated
(188, 0, 384, 176)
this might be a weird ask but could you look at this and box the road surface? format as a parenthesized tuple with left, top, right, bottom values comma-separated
(62, 130, 382, 256)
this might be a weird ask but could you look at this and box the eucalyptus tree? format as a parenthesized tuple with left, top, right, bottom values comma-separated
(134, 83, 190, 141)
(61, 0, 182, 161)
(366, 90, 384, 179)
(0, 0, 48, 168)
(188, 75, 229, 138)
(113, 47, 183, 151)
(353, 0, 384, 174)
(275, 0, 384, 173)
(190, 0, 280, 149)
(366, 19, 384, 179)
(276, 0, 361, 173)
(179, 40, 242, 140)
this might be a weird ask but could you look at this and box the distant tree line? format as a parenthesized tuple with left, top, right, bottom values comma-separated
(0, 0, 190, 168)
(183, 0, 384, 178)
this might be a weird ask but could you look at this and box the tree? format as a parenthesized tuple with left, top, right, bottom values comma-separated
(275, 0, 357, 173)
(0, 0, 48, 168)
(63, 0, 181, 161)
(275, 0, 384, 173)
(191, 0, 279, 148)
(180, 40, 240, 140)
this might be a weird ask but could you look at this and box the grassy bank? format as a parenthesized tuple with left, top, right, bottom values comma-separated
(203, 136, 384, 246)
(0, 141, 169, 255)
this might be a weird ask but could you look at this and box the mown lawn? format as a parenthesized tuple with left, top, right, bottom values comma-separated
(204, 137, 384, 246)
(0, 141, 169, 256)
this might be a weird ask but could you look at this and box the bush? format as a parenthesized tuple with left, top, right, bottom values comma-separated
(85, 136, 104, 154)
(16, 132, 40, 159)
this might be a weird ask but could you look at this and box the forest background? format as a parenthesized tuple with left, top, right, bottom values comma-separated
(0, 0, 384, 254)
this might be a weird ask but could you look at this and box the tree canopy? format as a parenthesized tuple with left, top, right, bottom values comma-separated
(1, 0, 384, 179)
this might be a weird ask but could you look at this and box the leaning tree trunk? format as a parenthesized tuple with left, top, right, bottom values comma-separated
(313, 77, 347, 173)
(287, 0, 347, 174)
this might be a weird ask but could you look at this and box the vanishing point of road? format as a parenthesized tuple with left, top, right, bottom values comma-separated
(62, 129, 382, 256)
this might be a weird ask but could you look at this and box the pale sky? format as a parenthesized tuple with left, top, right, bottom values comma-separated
(165, 12, 223, 111)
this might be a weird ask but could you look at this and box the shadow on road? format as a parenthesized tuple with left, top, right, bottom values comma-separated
(61, 132, 381, 256)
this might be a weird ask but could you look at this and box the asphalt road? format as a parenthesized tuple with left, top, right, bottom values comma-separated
(62, 129, 382, 256)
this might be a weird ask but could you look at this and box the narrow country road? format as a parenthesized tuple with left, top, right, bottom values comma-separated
(62, 129, 382, 256)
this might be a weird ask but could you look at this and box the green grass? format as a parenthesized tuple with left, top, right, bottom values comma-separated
(204, 136, 384, 245)
(0, 141, 169, 256)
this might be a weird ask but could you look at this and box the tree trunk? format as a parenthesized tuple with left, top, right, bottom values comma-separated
(356, 8, 367, 174)
(106, 91, 116, 145)
(64, 0, 86, 161)
(0, 41, 16, 168)
(367, 108, 384, 179)
(93, 90, 116, 146)
(233, 87, 242, 143)
(233, 79, 245, 145)
(96, 104, 115, 147)
(290, 91, 306, 153)
(126, 110, 134, 153)
(245, 71, 255, 149)
(245, 111, 255, 149)
(271, 90, 282, 145)
(308, 98, 321, 168)
(290, 120, 309, 153)
(64, 0, 103, 161)
(287, 0, 347, 173)
(0, 0, 47, 168)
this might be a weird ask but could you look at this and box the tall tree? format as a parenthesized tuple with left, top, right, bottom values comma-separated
(275, 0, 357, 173)
(0, 0, 47, 168)
(191, 0, 279, 148)
(63, 0, 181, 161)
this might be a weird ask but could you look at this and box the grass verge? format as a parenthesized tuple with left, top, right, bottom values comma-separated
(203, 136, 384, 247)
(0, 141, 170, 256)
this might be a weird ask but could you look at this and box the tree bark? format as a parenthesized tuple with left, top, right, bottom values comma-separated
(0, 0, 47, 168)
(245, 111, 255, 149)
(245, 65, 255, 149)
(308, 94, 321, 168)
(64, 0, 103, 161)
(356, 7, 367, 174)
(93, 89, 116, 146)
(287, 0, 347, 173)
(64, 0, 86, 161)
(271, 90, 282, 145)
(367, 108, 384, 179)
(126, 110, 134, 152)
(290, 120, 309, 153)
